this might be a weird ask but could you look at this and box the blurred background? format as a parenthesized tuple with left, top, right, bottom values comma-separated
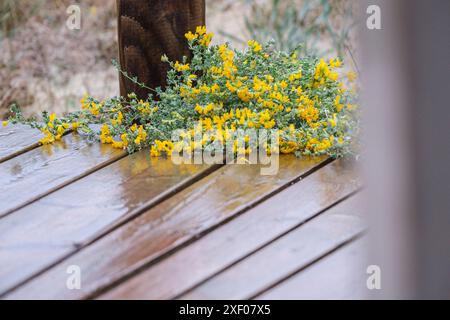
(0, 0, 358, 118)
(1, 0, 449, 299)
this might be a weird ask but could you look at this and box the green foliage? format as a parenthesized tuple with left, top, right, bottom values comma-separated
(8, 27, 359, 159)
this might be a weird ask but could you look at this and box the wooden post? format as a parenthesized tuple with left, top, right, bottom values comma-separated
(117, 0, 205, 99)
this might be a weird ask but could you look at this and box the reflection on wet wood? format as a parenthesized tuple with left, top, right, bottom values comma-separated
(256, 238, 369, 300)
(5, 156, 328, 300)
(180, 195, 365, 300)
(0, 124, 43, 163)
(0, 134, 125, 218)
(100, 160, 361, 300)
(0, 151, 213, 295)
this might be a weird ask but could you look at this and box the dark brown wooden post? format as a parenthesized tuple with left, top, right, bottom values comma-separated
(117, 0, 206, 99)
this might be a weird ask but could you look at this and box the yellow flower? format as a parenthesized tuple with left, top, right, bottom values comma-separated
(237, 87, 253, 102)
(112, 141, 124, 149)
(265, 75, 274, 82)
(112, 111, 124, 126)
(225, 81, 237, 93)
(314, 58, 335, 85)
(329, 58, 342, 69)
(280, 141, 298, 154)
(185, 31, 198, 41)
(174, 61, 190, 72)
(306, 137, 333, 152)
(248, 40, 262, 53)
(264, 120, 276, 129)
(150, 145, 160, 157)
(100, 124, 113, 144)
(298, 105, 319, 124)
(90, 103, 100, 116)
(210, 66, 223, 76)
(329, 113, 337, 127)
(200, 84, 211, 94)
(71, 122, 80, 130)
(195, 104, 204, 114)
(288, 72, 302, 82)
(80, 94, 89, 109)
(211, 83, 220, 93)
(334, 95, 344, 112)
(194, 103, 214, 116)
(2, 121, 8, 127)
(57, 125, 65, 136)
(135, 125, 147, 145)
(39, 128, 55, 145)
(200, 32, 213, 47)
(328, 71, 339, 81)
(196, 26, 207, 36)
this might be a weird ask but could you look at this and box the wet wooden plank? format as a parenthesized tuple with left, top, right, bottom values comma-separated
(255, 238, 369, 300)
(0, 152, 213, 296)
(5, 155, 328, 300)
(0, 133, 125, 218)
(100, 160, 360, 300)
(0, 124, 43, 163)
(180, 195, 365, 300)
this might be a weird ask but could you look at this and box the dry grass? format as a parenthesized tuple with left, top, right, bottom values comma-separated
(0, 0, 118, 118)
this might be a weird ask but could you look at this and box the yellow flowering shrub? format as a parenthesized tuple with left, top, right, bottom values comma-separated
(8, 26, 359, 158)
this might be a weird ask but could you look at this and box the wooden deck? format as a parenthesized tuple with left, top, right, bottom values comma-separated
(0, 125, 367, 300)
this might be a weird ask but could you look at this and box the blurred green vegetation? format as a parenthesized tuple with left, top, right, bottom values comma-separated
(221, 0, 356, 58)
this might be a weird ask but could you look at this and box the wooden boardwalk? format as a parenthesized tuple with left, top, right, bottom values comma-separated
(0, 125, 368, 300)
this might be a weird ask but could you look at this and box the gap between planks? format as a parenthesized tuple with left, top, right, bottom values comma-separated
(0, 124, 43, 164)
(89, 158, 333, 300)
(0, 127, 224, 295)
(0, 155, 222, 297)
(99, 163, 361, 300)
(0, 143, 40, 164)
(178, 194, 366, 300)
(247, 234, 365, 300)
(0, 126, 75, 164)
(174, 194, 362, 300)
(5, 156, 331, 299)
(0, 132, 127, 219)
(254, 236, 369, 300)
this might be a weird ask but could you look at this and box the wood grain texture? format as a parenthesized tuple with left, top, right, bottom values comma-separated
(0, 124, 43, 163)
(0, 152, 213, 296)
(180, 195, 366, 300)
(5, 156, 328, 300)
(256, 238, 369, 300)
(117, 0, 205, 98)
(0, 134, 125, 218)
(100, 160, 361, 300)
